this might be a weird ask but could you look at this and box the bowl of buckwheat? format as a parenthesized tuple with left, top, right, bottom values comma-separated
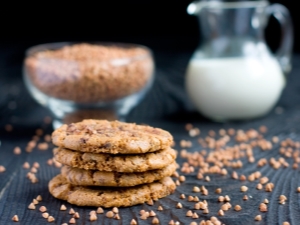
(23, 42, 154, 128)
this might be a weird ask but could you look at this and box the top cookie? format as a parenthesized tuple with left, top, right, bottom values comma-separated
(52, 120, 173, 154)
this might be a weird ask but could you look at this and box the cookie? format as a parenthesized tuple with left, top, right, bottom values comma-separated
(49, 174, 176, 207)
(53, 147, 176, 172)
(52, 120, 173, 154)
(60, 162, 177, 186)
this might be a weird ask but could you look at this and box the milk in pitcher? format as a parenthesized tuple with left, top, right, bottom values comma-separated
(185, 56, 285, 120)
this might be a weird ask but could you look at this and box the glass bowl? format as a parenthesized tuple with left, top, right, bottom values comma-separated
(23, 42, 154, 128)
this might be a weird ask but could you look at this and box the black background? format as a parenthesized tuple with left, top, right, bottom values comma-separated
(0, 0, 298, 53)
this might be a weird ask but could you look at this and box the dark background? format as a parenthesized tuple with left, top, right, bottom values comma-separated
(0, 0, 298, 54)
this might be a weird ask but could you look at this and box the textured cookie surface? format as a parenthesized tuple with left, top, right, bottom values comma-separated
(60, 162, 177, 186)
(52, 120, 173, 154)
(49, 174, 176, 207)
(54, 147, 176, 172)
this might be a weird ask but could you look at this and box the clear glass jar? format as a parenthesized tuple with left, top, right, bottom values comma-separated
(23, 42, 154, 128)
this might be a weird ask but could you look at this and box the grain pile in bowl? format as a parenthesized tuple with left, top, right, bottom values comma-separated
(25, 43, 154, 103)
(49, 119, 177, 207)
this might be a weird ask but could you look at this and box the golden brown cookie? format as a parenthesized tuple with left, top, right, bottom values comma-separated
(60, 162, 177, 187)
(53, 147, 176, 172)
(52, 120, 173, 154)
(49, 174, 176, 207)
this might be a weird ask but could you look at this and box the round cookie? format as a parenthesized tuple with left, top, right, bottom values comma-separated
(60, 162, 177, 187)
(49, 174, 176, 207)
(52, 119, 173, 154)
(53, 147, 177, 172)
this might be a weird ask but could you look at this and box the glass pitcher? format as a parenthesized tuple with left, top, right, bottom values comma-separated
(185, 0, 293, 121)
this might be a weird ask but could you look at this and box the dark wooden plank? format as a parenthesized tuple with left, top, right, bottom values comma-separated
(0, 49, 300, 224)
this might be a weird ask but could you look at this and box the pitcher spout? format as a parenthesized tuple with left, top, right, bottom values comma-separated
(187, 1, 207, 15)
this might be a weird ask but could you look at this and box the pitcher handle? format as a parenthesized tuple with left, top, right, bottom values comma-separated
(266, 4, 294, 74)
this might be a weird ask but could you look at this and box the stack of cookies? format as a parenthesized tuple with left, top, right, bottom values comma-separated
(48, 119, 177, 208)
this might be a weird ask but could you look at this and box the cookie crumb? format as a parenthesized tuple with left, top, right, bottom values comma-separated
(152, 217, 160, 224)
(12, 215, 19, 222)
(31, 167, 38, 173)
(130, 219, 137, 225)
(265, 183, 274, 192)
(36, 195, 42, 201)
(23, 162, 30, 169)
(38, 143, 49, 150)
(150, 210, 156, 217)
(158, 206, 163, 211)
(234, 205, 242, 211)
(218, 196, 225, 202)
(240, 174, 246, 181)
(33, 199, 39, 205)
(60, 204, 67, 211)
(218, 210, 224, 216)
(42, 212, 49, 218)
(44, 134, 52, 142)
(224, 195, 231, 202)
(215, 188, 222, 194)
(190, 222, 197, 225)
(89, 210, 96, 215)
(147, 199, 154, 205)
(140, 213, 148, 220)
(180, 194, 185, 199)
(176, 202, 183, 209)
(44, 116, 52, 124)
(169, 220, 175, 225)
(47, 159, 53, 166)
(192, 212, 199, 219)
(221, 204, 229, 211)
(96, 207, 104, 214)
(257, 183, 263, 190)
(69, 208, 75, 214)
(54, 161, 62, 168)
(205, 176, 210, 182)
(74, 212, 80, 219)
(203, 208, 209, 214)
(283, 222, 290, 225)
(112, 207, 119, 213)
(243, 195, 248, 201)
(28, 203, 35, 210)
(114, 214, 120, 220)
(259, 203, 268, 212)
(186, 210, 193, 217)
(106, 211, 114, 218)
(33, 162, 40, 168)
(193, 186, 200, 193)
(241, 186, 248, 192)
(279, 195, 287, 201)
(179, 175, 186, 182)
(0, 165, 6, 173)
(194, 202, 200, 210)
(47, 216, 55, 222)
(232, 171, 238, 179)
(13, 147, 21, 155)
(255, 215, 262, 221)
(90, 213, 97, 221)
(69, 218, 76, 224)
(39, 206, 47, 212)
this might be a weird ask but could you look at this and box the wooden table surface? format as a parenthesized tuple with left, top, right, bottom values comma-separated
(1, 45, 300, 225)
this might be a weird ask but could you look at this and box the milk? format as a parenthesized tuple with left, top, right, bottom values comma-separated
(185, 57, 285, 120)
